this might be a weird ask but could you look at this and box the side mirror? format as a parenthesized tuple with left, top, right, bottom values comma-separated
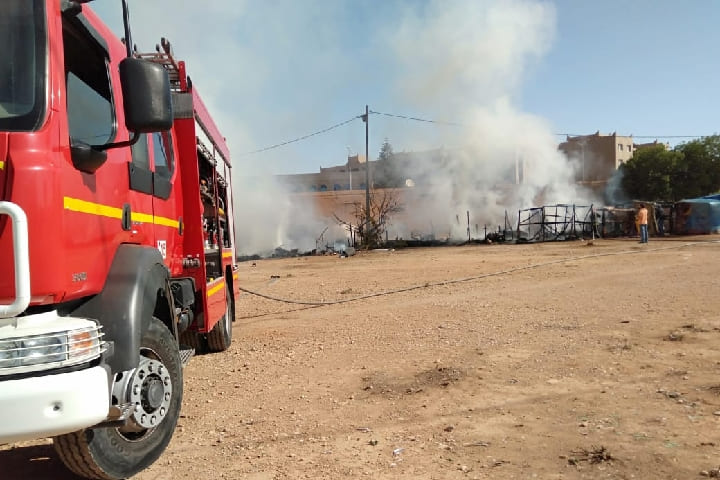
(119, 57, 173, 133)
(70, 140, 108, 174)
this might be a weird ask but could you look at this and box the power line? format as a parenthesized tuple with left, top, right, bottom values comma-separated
(555, 133, 702, 139)
(239, 115, 362, 155)
(370, 110, 463, 126)
(239, 107, 707, 156)
(371, 111, 705, 139)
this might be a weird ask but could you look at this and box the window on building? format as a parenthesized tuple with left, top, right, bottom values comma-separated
(618, 144, 623, 152)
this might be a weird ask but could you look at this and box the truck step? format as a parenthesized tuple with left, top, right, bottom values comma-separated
(179, 347, 195, 367)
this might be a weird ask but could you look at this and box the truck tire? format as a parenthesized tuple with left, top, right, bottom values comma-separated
(179, 328, 205, 354)
(54, 317, 183, 480)
(206, 286, 233, 352)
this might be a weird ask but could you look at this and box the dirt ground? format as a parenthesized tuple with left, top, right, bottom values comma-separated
(3, 236, 720, 479)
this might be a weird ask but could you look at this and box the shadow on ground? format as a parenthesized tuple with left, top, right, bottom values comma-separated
(0, 444, 84, 480)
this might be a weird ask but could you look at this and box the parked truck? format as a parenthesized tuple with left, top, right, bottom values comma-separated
(0, 1, 238, 478)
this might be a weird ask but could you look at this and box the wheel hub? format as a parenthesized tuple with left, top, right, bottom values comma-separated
(143, 376, 165, 410)
(127, 356, 173, 429)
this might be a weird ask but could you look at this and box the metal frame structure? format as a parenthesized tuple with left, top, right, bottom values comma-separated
(516, 204, 596, 242)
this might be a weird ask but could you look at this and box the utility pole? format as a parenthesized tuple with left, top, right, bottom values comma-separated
(362, 105, 370, 244)
(346, 146, 352, 190)
(467, 210, 470, 242)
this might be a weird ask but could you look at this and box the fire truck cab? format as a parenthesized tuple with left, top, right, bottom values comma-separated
(0, 1, 238, 478)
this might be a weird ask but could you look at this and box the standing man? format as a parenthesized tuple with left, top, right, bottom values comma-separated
(638, 204, 649, 243)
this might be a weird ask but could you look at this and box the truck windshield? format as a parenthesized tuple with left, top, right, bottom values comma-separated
(0, 0, 45, 131)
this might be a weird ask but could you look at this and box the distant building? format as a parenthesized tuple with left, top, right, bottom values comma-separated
(276, 154, 372, 192)
(275, 149, 455, 192)
(558, 131, 634, 183)
(634, 139, 670, 151)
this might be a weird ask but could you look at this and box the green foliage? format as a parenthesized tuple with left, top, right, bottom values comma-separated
(672, 136, 720, 200)
(621, 135, 720, 201)
(375, 139, 404, 188)
(378, 139, 394, 162)
(620, 145, 679, 201)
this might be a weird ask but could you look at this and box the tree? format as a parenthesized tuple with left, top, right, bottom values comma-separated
(378, 138, 394, 162)
(620, 145, 679, 201)
(621, 135, 720, 202)
(334, 189, 403, 248)
(672, 135, 720, 200)
(375, 139, 404, 188)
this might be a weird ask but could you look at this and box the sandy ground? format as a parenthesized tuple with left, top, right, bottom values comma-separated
(3, 236, 720, 479)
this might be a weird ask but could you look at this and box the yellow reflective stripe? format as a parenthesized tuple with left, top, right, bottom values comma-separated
(64, 196, 123, 219)
(206, 280, 225, 297)
(0, 161, 5, 170)
(153, 216, 180, 228)
(222, 251, 233, 258)
(63, 197, 179, 229)
(131, 211, 154, 224)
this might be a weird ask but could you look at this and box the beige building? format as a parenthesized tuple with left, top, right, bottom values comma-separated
(634, 139, 670, 151)
(277, 154, 373, 192)
(558, 131, 634, 183)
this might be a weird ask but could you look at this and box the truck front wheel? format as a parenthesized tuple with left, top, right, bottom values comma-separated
(54, 317, 183, 480)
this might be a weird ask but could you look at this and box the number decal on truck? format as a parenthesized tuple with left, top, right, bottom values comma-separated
(71, 272, 87, 282)
(157, 240, 167, 259)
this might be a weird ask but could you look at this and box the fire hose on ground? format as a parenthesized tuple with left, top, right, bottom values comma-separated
(237, 239, 720, 309)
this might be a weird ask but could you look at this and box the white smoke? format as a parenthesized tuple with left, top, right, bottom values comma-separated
(231, 175, 329, 256)
(380, 0, 596, 239)
(93, 0, 597, 252)
(92, 1, 336, 255)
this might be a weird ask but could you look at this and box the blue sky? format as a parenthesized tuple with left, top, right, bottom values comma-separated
(93, 1, 719, 176)
(522, 1, 717, 141)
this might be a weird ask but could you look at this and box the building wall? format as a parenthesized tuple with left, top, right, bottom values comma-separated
(277, 135, 641, 242)
(634, 140, 670, 151)
(277, 155, 372, 192)
(293, 185, 531, 243)
(558, 131, 634, 182)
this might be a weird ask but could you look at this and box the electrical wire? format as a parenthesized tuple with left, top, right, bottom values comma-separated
(238, 239, 719, 308)
(555, 133, 702, 139)
(236, 107, 708, 156)
(370, 110, 706, 140)
(369, 110, 463, 127)
(238, 115, 362, 155)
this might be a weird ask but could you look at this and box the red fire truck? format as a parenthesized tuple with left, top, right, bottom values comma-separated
(0, 1, 238, 478)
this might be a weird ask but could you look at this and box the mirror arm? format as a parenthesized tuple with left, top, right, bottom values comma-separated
(93, 131, 140, 151)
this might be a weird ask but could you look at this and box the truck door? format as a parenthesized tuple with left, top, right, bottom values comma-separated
(128, 132, 180, 271)
(128, 134, 155, 246)
(148, 131, 182, 272)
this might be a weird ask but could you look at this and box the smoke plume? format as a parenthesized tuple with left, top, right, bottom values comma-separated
(95, 0, 597, 252)
(379, 0, 596, 239)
